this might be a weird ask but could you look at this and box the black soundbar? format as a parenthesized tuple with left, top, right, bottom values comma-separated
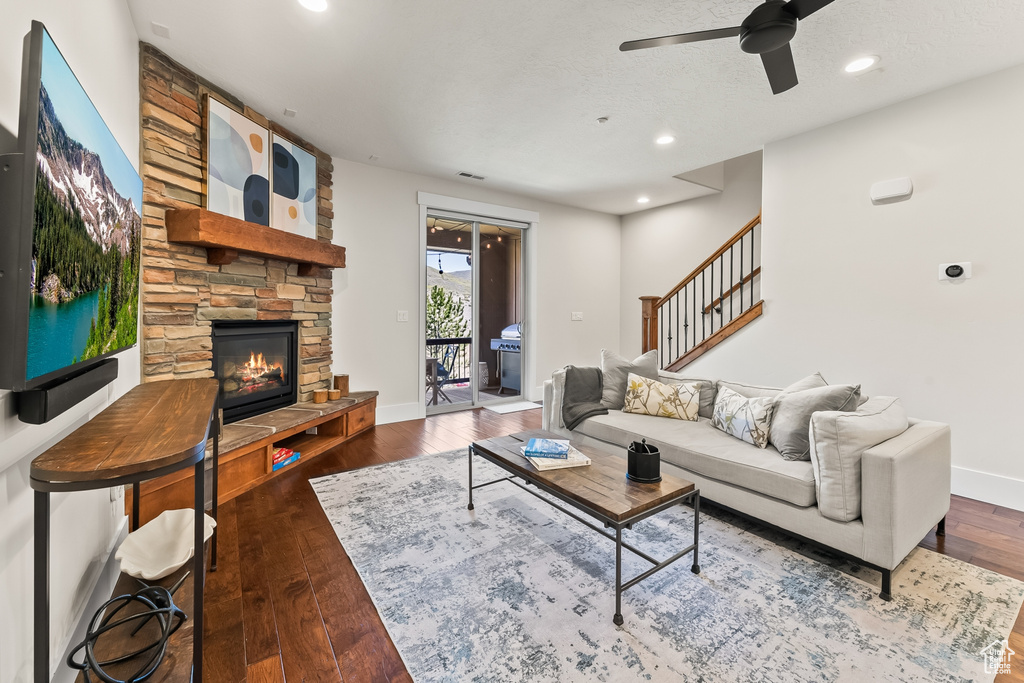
(15, 358, 118, 424)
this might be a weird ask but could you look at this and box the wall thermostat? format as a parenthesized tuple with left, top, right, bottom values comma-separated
(938, 262, 971, 281)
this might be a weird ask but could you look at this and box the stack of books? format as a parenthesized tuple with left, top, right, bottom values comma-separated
(272, 447, 300, 471)
(520, 438, 591, 471)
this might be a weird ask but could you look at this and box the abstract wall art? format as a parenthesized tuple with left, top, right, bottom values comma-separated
(271, 133, 318, 239)
(205, 96, 270, 226)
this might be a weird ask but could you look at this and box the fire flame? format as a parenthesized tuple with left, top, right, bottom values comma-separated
(242, 351, 284, 382)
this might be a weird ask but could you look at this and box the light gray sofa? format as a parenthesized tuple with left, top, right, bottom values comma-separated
(542, 370, 952, 599)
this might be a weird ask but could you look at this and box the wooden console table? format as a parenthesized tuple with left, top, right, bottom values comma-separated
(128, 391, 378, 526)
(30, 379, 219, 683)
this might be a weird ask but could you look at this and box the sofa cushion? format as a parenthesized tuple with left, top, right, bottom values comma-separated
(717, 379, 782, 399)
(711, 385, 775, 448)
(809, 396, 909, 522)
(574, 411, 816, 507)
(770, 384, 861, 461)
(623, 373, 700, 421)
(600, 349, 659, 409)
(659, 370, 716, 419)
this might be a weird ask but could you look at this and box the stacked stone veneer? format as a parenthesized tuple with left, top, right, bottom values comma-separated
(138, 44, 335, 401)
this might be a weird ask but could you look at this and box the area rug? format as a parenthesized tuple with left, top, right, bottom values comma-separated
(311, 450, 1024, 683)
(484, 400, 542, 414)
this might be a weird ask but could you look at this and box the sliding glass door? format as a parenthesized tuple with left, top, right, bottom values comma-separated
(425, 214, 526, 414)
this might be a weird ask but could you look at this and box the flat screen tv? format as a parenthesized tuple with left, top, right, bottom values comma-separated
(0, 21, 142, 396)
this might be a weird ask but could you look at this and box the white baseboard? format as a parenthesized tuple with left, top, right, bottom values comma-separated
(376, 402, 424, 425)
(951, 466, 1024, 512)
(54, 517, 129, 683)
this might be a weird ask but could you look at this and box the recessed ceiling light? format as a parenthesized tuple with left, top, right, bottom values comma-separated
(637, 197, 650, 204)
(844, 56, 878, 74)
(299, 0, 328, 12)
(656, 135, 675, 145)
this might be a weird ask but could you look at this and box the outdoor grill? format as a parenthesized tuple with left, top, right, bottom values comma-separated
(490, 323, 521, 394)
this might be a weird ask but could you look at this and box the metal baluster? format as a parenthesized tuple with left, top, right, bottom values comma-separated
(741, 233, 749, 311)
(683, 284, 689, 353)
(671, 290, 679, 360)
(752, 224, 756, 305)
(708, 262, 713, 335)
(701, 270, 707, 340)
(693, 277, 697, 346)
(729, 246, 734, 322)
(719, 254, 725, 330)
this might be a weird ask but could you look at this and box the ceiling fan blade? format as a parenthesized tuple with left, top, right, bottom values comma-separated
(619, 26, 742, 52)
(760, 43, 798, 94)
(784, 0, 836, 21)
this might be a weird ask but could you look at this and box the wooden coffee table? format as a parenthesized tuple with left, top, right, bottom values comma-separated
(468, 429, 700, 625)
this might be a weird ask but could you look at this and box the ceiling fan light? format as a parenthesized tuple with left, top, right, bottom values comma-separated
(844, 56, 878, 73)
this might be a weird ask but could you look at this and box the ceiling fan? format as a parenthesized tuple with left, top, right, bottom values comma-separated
(620, 0, 836, 94)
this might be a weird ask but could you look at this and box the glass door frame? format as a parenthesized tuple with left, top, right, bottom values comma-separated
(423, 208, 530, 414)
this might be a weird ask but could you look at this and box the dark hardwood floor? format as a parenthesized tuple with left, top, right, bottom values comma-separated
(202, 407, 1024, 683)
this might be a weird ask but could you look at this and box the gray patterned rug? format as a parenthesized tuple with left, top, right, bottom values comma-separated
(311, 449, 1024, 682)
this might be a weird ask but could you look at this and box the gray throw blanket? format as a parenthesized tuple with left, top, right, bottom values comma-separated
(561, 365, 608, 431)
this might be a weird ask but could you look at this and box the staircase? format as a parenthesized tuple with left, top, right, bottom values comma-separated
(640, 214, 763, 371)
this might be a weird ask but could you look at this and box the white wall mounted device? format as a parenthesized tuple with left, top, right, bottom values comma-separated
(870, 177, 913, 204)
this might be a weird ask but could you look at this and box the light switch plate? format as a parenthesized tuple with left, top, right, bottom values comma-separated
(571, 312, 583, 321)
(397, 310, 409, 322)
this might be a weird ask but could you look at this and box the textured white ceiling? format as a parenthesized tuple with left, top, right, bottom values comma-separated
(128, 0, 1024, 216)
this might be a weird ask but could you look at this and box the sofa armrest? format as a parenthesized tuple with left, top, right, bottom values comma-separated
(541, 370, 568, 435)
(860, 419, 951, 570)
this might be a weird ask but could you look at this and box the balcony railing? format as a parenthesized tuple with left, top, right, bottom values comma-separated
(426, 337, 472, 385)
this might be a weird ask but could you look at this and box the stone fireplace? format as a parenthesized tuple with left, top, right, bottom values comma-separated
(137, 44, 336, 402)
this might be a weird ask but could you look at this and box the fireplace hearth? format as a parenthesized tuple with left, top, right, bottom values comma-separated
(212, 321, 298, 423)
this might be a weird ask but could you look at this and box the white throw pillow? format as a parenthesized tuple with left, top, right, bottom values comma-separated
(809, 396, 909, 522)
(710, 385, 775, 448)
(600, 349, 659, 409)
(623, 373, 700, 421)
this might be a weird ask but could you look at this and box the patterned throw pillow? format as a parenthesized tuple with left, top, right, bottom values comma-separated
(711, 385, 775, 448)
(622, 373, 700, 421)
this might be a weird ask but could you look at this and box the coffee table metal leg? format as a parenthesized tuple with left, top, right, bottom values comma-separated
(691, 491, 701, 574)
(467, 445, 475, 511)
(613, 525, 624, 626)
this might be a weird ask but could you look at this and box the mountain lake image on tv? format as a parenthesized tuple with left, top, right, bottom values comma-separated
(26, 28, 142, 382)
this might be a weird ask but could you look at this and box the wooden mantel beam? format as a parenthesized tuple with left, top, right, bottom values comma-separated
(165, 208, 346, 270)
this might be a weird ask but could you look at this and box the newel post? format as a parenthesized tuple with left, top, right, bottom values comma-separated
(639, 296, 660, 354)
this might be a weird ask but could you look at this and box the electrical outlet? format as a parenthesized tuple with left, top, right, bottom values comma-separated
(397, 310, 409, 322)
(571, 311, 583, 321)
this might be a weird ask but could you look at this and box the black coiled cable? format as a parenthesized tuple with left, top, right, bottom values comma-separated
(67, 577, 187, 683)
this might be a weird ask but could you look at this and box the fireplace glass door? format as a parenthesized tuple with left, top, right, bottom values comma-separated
(213, 321, 298, 423)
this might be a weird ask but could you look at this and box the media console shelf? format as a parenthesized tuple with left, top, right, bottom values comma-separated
(128, 391, 378, 526)
(30, 379, 219, 683)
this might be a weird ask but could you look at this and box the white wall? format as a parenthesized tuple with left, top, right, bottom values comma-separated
(681, 64, 1024, 510)
(0, 3, 140, 681)
(618, 152, 764, 357)
(331, 159, 621, 421)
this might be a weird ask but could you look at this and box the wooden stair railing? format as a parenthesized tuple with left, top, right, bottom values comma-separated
(641, 213, 763, 371)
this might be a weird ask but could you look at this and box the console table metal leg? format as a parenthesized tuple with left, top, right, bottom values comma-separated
(132, 482, 140, 532)
(211, 408, 219, 571)
(467, 446, 474, 511)
(613, 526, 624, 626)
(193, 459, 204, 682)
(34, 490, 49, 683)
(691, 492, 701, 574)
